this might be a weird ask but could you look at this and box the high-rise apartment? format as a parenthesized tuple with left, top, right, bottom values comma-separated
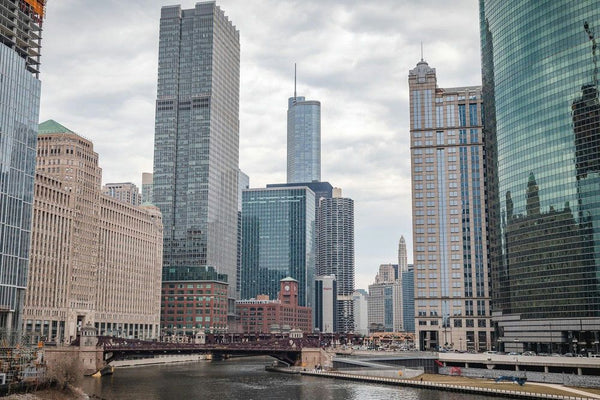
(241, 187, 315, 308)
(0, 0, 44, 332)
(287, 89, 321, 184)
(153, 2, 240, 301)
(409, 60, 491, 351)
(102, 182, 142, 206)
(24, 121, 163, 342)
(481, 1, 600, 354)
(316, 189, 355, 333)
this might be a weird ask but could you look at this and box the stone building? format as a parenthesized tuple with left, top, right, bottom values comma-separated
(22, 120, 163, 343)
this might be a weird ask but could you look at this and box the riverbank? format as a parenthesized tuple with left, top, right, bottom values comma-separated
(268, 367, 600, 400)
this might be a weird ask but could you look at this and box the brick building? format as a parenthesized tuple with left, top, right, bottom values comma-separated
(237, 278, 312, 334)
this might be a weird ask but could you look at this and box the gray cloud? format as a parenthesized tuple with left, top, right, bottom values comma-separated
(39, 0, 481, 290)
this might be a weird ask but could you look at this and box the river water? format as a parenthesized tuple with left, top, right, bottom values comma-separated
(80, 357, 497, 400)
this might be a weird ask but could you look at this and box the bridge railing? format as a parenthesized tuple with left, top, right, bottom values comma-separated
(99, 337, 321, 352)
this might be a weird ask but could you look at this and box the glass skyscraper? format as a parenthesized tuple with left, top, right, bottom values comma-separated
(287, 96, 321, 183)
(153, 2, 240, 300)
(481, 1, 600, 354)
(241, 187, 315, 308)
(0, 0, 43, 332)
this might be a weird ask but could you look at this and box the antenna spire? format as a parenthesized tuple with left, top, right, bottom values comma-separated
(420, 42, 424, 62)
(294, 63, 297, 99)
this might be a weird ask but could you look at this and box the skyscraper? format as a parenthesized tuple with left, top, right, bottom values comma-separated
(481, 1, 600, 354)
(153, 2, 240, 301)
(402, 265, 415, 333)
(398, 235, 408, 273)
(316, 189, 355, 333)
(409, 60, 491, 351)
(287, 77, 321, 183)
(241, 187, 315, 308)
(0, 0, 44, 332)
(314, 275, 337, 333)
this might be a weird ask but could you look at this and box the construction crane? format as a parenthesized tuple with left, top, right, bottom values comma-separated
(584, 21, 598, 89)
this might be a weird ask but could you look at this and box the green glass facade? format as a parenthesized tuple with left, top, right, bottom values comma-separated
(241, 187, 315, 308)
(481, 1, 600, 352)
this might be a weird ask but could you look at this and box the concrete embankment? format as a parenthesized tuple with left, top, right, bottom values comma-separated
(293, 370, 594, 400)
(110, 354, 209, 368)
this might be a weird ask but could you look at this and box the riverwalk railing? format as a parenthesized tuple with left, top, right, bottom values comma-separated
(298, 370, 592, 400)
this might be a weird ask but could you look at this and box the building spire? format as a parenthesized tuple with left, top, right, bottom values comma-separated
(420, 42, 424, 62)
(294, 62, 297, 99)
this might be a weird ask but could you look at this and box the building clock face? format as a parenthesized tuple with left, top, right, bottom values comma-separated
(285, 285, 290, 291)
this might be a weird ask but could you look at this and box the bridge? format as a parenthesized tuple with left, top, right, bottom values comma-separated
(44, 334, 330, 375)
(98, 336, 322, 366)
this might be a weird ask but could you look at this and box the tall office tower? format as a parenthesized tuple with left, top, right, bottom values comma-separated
(481, 1, 600, 354)
(398, 235, 408, 273)
(367, 280, 402, 333)
(141, 172, 153, 204)
(153, 2, 240, 302)
(0, 0, 44, 332)
(314, 275, 337, 333)
(352, 289, 369, 336)
(287, 78, 321, 184)
(24, 121, 163, 343)
(316, 189, 355, 332)
(241, 187, 315, 307)
(236, 170, 249, 299)
(409, 60, 491, 351)
(102, 182, 142, 206)
(402, 265, 415, 333)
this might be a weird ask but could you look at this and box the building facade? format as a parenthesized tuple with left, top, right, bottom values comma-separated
(141, 172, 153, 204)
(352, 289, 369, 336)
(409, 60, 491, 351)
(102, 182, 142, 206)
(161, 266, 228, 337)
(153, 2, 240, 301)
(0, 0, 44, 332)
(287, 95, 321, 183)
(241, 187, 315, 308)
(23, 121, 163, 343)
(236, 278, 312, 334)
(367, 281, 402, 333)
(402, 266, 415, 333)
(316, 190, 355, 333)
(314, 275, 337, 333)
(481, 0, 600, 354)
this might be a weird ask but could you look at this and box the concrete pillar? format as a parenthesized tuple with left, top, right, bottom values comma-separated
(515, 364, 519, 371)
(544, 366, 549, 373)
(578, 368, 582, 375)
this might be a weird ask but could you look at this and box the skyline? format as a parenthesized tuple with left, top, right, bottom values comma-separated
(38, 0, 482, 290)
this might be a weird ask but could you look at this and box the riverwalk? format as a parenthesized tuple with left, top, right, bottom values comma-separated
(290, 369, 600, 400)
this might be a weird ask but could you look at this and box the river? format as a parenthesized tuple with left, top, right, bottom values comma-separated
(80, 357, 498, 400)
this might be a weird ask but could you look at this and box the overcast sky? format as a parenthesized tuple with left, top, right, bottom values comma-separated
(38, 0, 482, 290)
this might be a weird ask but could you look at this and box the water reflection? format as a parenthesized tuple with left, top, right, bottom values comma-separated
(80, 358, 496, 400)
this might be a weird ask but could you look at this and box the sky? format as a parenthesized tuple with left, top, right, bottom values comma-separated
(38, 0, 482, 290)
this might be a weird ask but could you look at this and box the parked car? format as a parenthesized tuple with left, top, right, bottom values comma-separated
(522, 351, 536, 356)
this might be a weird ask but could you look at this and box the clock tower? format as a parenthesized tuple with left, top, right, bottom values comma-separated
(279, 277, 299, 306)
